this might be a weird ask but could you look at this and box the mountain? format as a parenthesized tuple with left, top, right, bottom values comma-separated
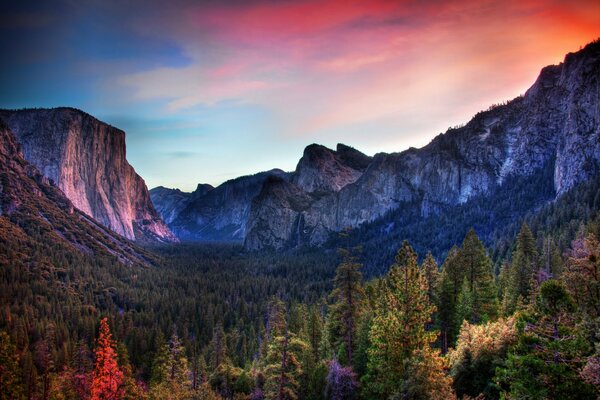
(244, 40, 600, 251)
(150, 183, 214, 225)
(0, 119, 153, 266)
(0, 108, 177, 243)
(164, 169, 289, 241)
(150, 144, 371, 243)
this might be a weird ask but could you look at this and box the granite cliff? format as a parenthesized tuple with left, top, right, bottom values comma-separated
(0, 108, 177, 242)
(244, 40, 600, 250)
(0, 119, 152, 266)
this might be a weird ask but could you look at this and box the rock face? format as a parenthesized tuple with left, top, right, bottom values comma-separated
(166, 169, 290, 241)
(0, 108, 177, 242)
(0, 119, 152, 265)
(150, 184, 214, 225)
(244, 40, 600, 250)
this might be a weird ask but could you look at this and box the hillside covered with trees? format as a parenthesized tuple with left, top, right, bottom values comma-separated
(1, 206, 599, 398)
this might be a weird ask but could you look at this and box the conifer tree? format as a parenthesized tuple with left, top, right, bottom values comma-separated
(364, 241, 441, 398)
(436, 246, 462, 352)
(505, 223, 539, 312)
(328, 247, 364, 365)
(564, 233, 600, 318)
(149, 331, 192, 400)
(456, 229, 498, 322)
(0, 331, 24, 400)
(306, 304, 323, 364)
(73, 340, 93, 400)
(91, 318, 123, 400)
(210, 325, 227, 371)
(263, 325, 308, 400)
(495, 280, 596, 399)
(421, 252, 439, 303)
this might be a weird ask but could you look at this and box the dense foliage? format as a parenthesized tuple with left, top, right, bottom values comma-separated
(1, 180, 600, 398)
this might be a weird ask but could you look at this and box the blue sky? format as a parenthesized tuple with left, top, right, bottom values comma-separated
(1, 0, 598, 191)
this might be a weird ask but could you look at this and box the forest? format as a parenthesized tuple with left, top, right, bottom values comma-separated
(1, 177, 600, 399)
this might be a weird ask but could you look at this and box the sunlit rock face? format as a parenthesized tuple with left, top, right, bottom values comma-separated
(244, 41, 600, 250)
(0, 108, 177, 242)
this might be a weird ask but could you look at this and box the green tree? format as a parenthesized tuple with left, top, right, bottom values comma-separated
(436, 246, 462, 352)
(328, 247, 364, 366)
(456, 229, 498, 322)
(421, 252, 439, 303)
(505, 223, 539, 313)
(564, 233, 600, 318)
(364, 241, 449, 399)
(263, 326, 309, 400)
(495, 280, 596, 399)
(448, 317, 517, 399)
(149, 331, 193, 400)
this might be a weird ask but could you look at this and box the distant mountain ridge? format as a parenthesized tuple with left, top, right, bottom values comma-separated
(0, 108, 177, 243)
(152, 40, 600, 251)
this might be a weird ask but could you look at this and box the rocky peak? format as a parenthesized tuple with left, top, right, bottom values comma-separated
(192, 183, 214, 200)
(0, 108, 177, 242)
(291, 143, 372, 193)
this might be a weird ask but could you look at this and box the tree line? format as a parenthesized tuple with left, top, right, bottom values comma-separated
(1, 218, 599, 399)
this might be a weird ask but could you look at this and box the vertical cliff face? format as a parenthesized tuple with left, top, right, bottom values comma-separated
(0, 120, 153, 265)
(291, 144, 371, 193)
(0, 108, 177, 242)
(244, 40, 600, 250)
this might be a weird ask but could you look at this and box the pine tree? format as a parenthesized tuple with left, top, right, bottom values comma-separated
(564, 233, 600, 318)
(306, 304, 323, 364)
(454, 279, 474, 334)
(456, 229, 498, 322)
(210, 325, 227, 371)
(328, 247, 364, 366)
(262, 326, 308, 400)
(421, 252, 439, 303)
(73, 340, 93, 400)
(495, 280, 596, 399)
(91, 318, 124, 400)
(436, 246, 462, 352)
(505, 223, 539, 312)
(363, 241, 440, 398)
(149, 331, 192, 400)
(0, 331, 24, 400)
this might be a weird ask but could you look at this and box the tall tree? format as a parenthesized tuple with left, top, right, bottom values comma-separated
(436, 246, 462, 352)
(505, 223, 539, 313)
(364, 241, 452, 399)
(149, 331, 192, 400)
(563, 233, 600, 318)
(456, 229, 498, 322)
(262, 325, 308, 400)
(328, 247, 364, 365)
(91, 318, 123, 400)
(421, 252, 439, 303)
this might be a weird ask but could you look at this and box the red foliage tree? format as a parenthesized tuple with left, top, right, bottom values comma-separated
(91, 318, 124, 400)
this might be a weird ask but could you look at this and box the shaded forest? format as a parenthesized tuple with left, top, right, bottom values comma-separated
(1, 179, 600, 399)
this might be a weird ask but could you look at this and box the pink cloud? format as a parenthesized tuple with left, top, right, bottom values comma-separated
(119, 0, 600, 148)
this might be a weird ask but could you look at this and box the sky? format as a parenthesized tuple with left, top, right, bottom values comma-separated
(0, 0, 599, 191)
